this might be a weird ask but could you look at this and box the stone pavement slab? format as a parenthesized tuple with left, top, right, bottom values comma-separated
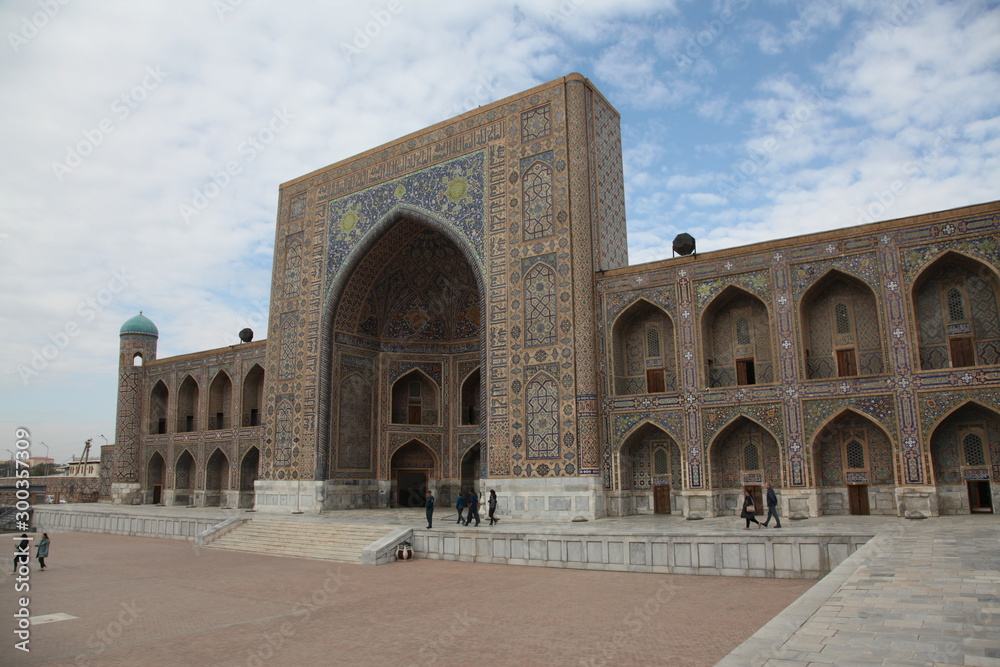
(719, 516, 1000, 666)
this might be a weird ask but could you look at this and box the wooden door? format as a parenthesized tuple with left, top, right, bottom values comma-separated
(950, 337, 975, 368)
(646, 369, 665, 393)
(848, 484, 870, 515)
(745, 485, 763, 515)
(967, 481, 993, 513)
(736, 359, 756, 385)
(836, 348, 857, 377)
(152, 485, 162, 504)
(653, 485, 671, 514)
(408, 405, 422, 425)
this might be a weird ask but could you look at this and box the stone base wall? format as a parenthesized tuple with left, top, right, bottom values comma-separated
(486, 476, 605, 520)
(33, 508, 222, 541)
(819, 485, 897, 515)
(410, 528, 873, 579)
(252, 480, 324, 513)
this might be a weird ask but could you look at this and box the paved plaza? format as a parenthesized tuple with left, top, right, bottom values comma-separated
(2, 531, 809, 666)
(2, 508, 998, 666)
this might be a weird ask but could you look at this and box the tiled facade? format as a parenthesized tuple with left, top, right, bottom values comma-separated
(112, 74, 1000, 519)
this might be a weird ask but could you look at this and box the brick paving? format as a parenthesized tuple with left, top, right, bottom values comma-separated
(1, 531, 811, 666)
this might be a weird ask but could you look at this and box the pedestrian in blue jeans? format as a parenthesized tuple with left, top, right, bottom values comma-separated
(456, 491, 466, 524)
(762, 482, 782, 528)
(465, 488, 480, 526)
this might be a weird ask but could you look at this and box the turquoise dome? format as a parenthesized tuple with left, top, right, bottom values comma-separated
(120, 312, 159, 337)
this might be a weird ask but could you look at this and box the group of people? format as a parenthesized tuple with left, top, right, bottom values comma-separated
(454, 488, 498, 527)
(740, 483, 782, 530)
(12, 533, 50, 573)
(422, 488, 499, 529)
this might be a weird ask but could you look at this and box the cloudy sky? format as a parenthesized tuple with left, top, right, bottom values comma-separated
(1, 0, 998, 464)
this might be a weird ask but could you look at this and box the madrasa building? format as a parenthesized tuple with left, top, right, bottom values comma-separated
(108, 74, 1000, 521)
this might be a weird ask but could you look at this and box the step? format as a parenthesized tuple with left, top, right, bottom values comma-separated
(204, 519, 396, 563)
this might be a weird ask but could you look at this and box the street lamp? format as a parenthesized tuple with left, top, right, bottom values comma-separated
(40, 442, 50, 476)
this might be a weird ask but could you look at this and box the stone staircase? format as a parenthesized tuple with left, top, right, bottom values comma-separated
(205, 519, 395, 563)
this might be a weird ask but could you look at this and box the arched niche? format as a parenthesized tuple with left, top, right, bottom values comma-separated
(610, 299, 676, 395)
(701, 286, 774, 388)
(800, 270, 885, 379)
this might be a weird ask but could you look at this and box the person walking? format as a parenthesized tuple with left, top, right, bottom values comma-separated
(13, 533, 29, 574)
(36, 533, 50, 570)
(424, 490, 435, 529)
(487, 489, 499, 525)
(465, 488, 480, 527)
(741, 488, 762, 530)
(455, 490, 467, 525)
(762, 483, 782, 528)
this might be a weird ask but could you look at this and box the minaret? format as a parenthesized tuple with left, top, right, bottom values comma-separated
(111, 312, 158, 504)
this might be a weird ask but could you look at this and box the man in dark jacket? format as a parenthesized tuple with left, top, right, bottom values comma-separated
(465, 488, 480, 527)
(762, 482, 781, 528)
(425, 490, 435, 529)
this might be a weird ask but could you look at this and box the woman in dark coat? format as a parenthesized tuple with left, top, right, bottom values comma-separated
(741, 488, 762, 530)
(36, 533, 50, 570)
(487, 489, 499, 525)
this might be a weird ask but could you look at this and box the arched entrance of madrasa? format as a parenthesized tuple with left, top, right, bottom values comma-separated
(324, 212, 485, 510)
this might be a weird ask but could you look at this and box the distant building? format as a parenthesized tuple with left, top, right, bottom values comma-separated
(109, 74, 1000, 520)
(66, 459, 100, 477)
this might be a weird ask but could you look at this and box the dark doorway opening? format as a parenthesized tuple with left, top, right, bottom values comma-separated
(397, 470, 427, 508)
(968, 480, 993, 513)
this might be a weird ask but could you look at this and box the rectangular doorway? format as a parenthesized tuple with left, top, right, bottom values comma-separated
(408, 405, 422, 425)
(396, 470, 427, 508)
(736, 358, 756, 385)
(848, 484, 870, 515)
(967, 480, 993, 513)
(653, 485, 671, 514)
(646, 369, 665, 393)
(836, 348, 858, 377)
(152, 485, 162, 504)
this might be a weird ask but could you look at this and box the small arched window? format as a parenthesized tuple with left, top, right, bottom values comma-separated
(133, 353, 143, 366)
(962, 432, 986, 467)
(946, 288, 965, 322)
